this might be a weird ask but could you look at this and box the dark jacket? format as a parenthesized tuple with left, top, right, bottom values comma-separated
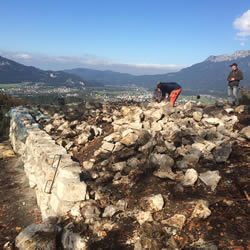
(157, 82, 181, 98)
(227, 69, 243, 87)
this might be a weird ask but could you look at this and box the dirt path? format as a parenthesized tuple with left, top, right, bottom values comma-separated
(0, 141, 41, 249)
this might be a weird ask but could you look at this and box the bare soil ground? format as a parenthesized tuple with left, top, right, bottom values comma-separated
(0, 141, 41, 249)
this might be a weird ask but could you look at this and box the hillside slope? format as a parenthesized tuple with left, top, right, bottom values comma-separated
(0, 56, 84, 86)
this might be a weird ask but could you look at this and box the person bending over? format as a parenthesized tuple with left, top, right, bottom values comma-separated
(154, 82, 182, 106)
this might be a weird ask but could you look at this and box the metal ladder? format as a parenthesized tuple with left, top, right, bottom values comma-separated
(44, 154, 62, 194)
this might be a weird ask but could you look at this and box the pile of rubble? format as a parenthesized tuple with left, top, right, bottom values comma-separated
(16, 101, 250, 249)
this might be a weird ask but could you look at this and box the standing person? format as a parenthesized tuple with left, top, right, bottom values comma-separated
(154, 82, 182, 106)
(227, 63, 243, 106)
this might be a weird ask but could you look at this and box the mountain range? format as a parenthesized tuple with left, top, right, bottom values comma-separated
(0, 56, 85, 87)
(1, 50, 250, 91)
(66, 50, 250, 91)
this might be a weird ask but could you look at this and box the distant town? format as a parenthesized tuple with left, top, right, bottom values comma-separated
(0, 82, 224, 105)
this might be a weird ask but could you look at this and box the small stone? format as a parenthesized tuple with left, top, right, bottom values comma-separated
(240, 126, 250, 139)
(80, 201, 101, 221)
(113, 142, 124, 152)
(150, 109, 164, 121)
(103, 205, 118, 217)
(82, 161, 94, 170)
(181, 168, 198, 187)
(191, 238, 218, 250)
(147, 194, 164, 211)
(199, 170, 221, 191)
(130, 122, 143, 130)
(15, 223, 58, 250)
(44, 124, 54, 133)
(224, 108, 234, 114)
(153, 167, 176, 180)
(183, 101, 193, 111)
(164, 141, 176, 152)
(213, 143, 232, 163)
(104, 132, 121, 142)
(76, 133, 89, 145)
(136, 211, 153, 225)
(65, 141, 74, 150)
(162, 214, 186, 230)
(61, 228, 88, 250)
(150, 154, 175, 168)
(191, 200, 211, 219)
(112, 162, 127, 172)
(151, 122, 162, 132)
(235, 105, 247, 114)
(203, 117, 223, 126)
(101, 141, 115, 152)
(120, 133, 139, 146)
(182, 153, 200, 166)
(127, 157, 140, 168)
(193, 111, 203, 122)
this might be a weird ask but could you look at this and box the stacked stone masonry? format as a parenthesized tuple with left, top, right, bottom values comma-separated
(9, 107, 87, 220)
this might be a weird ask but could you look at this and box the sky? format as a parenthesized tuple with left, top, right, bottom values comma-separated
(0, 0, 250, 74)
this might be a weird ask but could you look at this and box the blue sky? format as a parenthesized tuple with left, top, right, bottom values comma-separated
(0, 0, 250, 74)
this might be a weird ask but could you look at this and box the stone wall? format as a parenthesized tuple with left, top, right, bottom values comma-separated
(9, 107, 87, 220)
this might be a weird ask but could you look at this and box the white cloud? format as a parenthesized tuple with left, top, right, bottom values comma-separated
(233, 10, 250, 42)
(15, 53, 32, 59)
(0, 50, 184, 75)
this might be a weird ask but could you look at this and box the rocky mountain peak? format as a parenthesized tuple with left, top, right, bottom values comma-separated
(206, 50, 250, 62)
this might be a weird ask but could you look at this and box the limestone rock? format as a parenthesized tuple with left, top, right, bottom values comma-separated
(191, 200, 211, 219)
(113, 142, 124, 152)
(44, 124, 54, 133)
(55, 179, 87, 201)
(152, 109, 164, 120)
(213, 143, 232, 163)
(136, 211, 153, 225)
(120, 132, 139, 146)
(147, 194, 164, 211)
(235, 105, 247, 114)
(190, 238, 218, 250)
(136, 130, 151, 146)
(80, 201, 101, 221)
(138, 139, 156, 154)
(101, 141, 115, 152)
(103, 205, 118, 217)
(193, 111, 203, 122)
(181, 168, 198, 187)
(182, 153, 200, 167)
(76, 132, 89, 145)
(203, 117, 223, 126)
(151, 122, 162, 132)
(104, 132, 121, 142)
(15, 223, 58, 250)
(199, 170, 221, 191)
(240, 126, 250, 139)
(57, 121, 70, 131)
(153, 167, 176, 180)
(62, 228, 88, 250)
(82, 160, 94, 170)
(183, 101, 193, 111)
(61, 128, 75, 138)
(164, 141, 176, 152)
(150, 154, 175, 168)
(112, 161, 127, 172)
(130, 122, 143, 130)
(162, 214, 186, 230)
(224, 108, 234, 114)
